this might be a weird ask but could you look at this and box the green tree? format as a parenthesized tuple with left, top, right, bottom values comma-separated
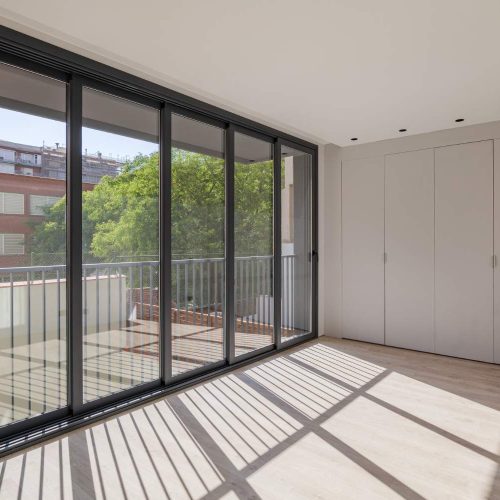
(30, 150, 274, 263)
(234, 161, 273, 257)
(171, 149, 225, 259)
(85, 153, 160, 260)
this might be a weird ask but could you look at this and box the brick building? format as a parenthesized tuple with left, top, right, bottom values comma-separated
(0, 139, 123, 267)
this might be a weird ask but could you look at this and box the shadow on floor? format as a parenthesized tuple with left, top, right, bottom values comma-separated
(0, 339, 499, 500)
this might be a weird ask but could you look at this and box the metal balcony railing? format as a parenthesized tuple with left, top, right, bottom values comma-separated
(0, 255, 296, 348)
(0, 255, 301, 423)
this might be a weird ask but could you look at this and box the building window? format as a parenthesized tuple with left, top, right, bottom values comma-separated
(0, 192, 24, 214)
(0, 148, 15, 162)
(0, 233, 25, 255)
(19, 152, 34, 164)
(29, 194, 62, 215)
(0, 163, 15, 174)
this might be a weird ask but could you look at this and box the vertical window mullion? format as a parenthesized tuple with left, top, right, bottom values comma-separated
(160, 104, 172, 383)
(225, 124, 235, 364)
(67, 75, 83, 413)
(274, 139, 282, 349)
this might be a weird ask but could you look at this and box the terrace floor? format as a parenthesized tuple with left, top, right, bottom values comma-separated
(0, 337, 499, 499)
(0, 319, 307, 425)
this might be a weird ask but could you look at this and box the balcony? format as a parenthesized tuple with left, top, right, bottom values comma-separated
(0, 255, 303, 424)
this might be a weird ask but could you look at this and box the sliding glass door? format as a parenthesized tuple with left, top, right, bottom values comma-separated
(0, 46, 316, 445)
(280, 145, 313, 342)
(234, 132, 275, 357)
(0, 62, 67, 426)
(171, 112, 225, 377)
(81, 87, 160, 402)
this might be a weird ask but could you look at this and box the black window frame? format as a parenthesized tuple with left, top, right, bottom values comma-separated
(0, 25, 318, 456)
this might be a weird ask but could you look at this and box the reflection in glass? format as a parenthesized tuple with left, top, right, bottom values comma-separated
(0, 62, 67, 424)
(281, 146, 313, 341)
(234, 132, 274, 356)
(82, 88, 160, 402)
(171, 114, 225, 376)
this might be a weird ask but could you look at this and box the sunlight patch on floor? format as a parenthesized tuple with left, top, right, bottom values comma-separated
(0, 339, 498, 499)
(289, 343, 386, 388)
(247, 432, 400, 500)
(245, 356, 352, 419)
(367, 370, 500, 454)
(85, 402, 224, 500)
(322, 396, 497, 500)
(0, 437, 72, 500)
(177, 371, 303, 471)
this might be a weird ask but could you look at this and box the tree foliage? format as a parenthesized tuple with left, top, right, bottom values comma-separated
(30, 150, 274, 263)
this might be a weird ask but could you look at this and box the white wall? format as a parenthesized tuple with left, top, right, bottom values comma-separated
(322, 119, 500, 344)
(319, 144, 341, 337)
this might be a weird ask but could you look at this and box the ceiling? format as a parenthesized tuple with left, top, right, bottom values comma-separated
(1, 0, 500, 146)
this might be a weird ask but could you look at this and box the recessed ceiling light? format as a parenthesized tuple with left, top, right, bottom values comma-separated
(399, 128, 407, 132)
(455, 118, 464, 123)
(350, 137, 358, 141)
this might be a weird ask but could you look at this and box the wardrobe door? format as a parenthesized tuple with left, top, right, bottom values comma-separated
(342, 157, 385, 343)
(435, 141, 493, 362)
(385, 149, 434, 352)
(494, 140, 500, 364)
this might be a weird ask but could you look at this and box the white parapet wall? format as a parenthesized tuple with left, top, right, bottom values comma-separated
(0, 274, 127, 349)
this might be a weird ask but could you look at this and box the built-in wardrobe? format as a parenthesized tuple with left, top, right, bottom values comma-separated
(341, 139, 500, 363)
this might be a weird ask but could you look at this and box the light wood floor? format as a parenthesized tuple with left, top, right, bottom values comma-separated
(0, 337, 499, 500)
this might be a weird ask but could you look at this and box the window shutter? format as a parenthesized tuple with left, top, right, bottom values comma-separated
(0, 234, 24, 255)
(30, 194, 61, 215)
(3, 193, 24, 214)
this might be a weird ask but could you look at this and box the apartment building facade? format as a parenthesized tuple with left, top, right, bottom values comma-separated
(0, 139, 122, 267)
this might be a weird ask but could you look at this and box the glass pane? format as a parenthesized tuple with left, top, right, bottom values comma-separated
(82, 88, 160, 402)
(281, 146, 313, 341)
(0, 62, 67, 424)
(171, 114, 225, 376)
(234, 132, 274, 356)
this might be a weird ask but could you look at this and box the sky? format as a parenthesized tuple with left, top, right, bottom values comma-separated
(0, 108, 158, 160)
